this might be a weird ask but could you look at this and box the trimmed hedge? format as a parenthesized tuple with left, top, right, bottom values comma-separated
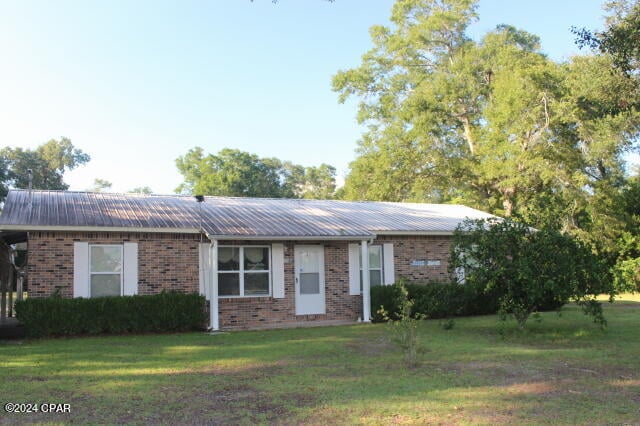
(371, 280, 500, 322)
(371, 280, 564, 322)
(15, 292, 207, 338)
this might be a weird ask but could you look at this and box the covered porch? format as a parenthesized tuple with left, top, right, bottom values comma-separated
(0, 231, 28, 338)
(201, 237, 376, 331)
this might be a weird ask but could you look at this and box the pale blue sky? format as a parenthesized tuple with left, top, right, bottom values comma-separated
(0, 0, 609, 194)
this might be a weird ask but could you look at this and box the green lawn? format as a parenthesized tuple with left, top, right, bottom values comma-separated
(1, 300, 639, 425)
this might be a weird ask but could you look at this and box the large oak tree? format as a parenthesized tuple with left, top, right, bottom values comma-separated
(333, 0, 640, 229)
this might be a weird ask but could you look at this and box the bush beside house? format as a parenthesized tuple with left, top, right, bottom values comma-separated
(15, 292, 207, 338)
(371, 279, 566, 323)
(450, 218, 613, 328)
(373, 218, 612, 327)
(371, 280, 500, 322)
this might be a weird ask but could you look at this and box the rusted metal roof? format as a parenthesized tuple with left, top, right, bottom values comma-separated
(0, 190, 495, 238)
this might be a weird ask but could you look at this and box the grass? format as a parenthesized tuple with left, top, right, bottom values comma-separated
(597, 291, 640, 302)
(1, 301, 639, 425)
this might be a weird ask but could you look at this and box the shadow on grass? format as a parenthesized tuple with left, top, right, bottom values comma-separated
(1, 307, 639, 424)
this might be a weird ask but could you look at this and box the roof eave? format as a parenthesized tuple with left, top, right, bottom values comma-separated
(0, 225, 201, 234)
(373, 230, 454, 236)
(0, 225, 375, 240)
(209, 234, 375, 241)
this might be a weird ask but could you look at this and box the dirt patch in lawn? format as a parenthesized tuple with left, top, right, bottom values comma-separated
(443, 358, 639, 406)
(0, 384, 317, 425)
(346, 336, 395, 356)
(445, 359, 636, 383)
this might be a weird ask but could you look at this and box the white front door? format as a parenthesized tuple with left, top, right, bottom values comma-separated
(294, 245, 325, 315)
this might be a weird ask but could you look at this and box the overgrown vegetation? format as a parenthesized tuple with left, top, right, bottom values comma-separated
(1, 301, 638, 424)
(14, 292, 207, 337)
(451, 218, 613, 328)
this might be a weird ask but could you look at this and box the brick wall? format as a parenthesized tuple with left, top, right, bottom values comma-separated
(26, 231, 452, 329)
(374, 235, 453, 283)
(218, 241, 362, 330)
(27, 231, 200, 298)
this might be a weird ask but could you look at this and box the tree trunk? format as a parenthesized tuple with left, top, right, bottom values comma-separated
(461, 116, 475, 155)
(502, 187, 515, 217)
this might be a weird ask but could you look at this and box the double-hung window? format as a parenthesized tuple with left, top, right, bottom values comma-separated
(218, 246, 271, 297)
(90, 245, 123, 297)
(360, 245, 383, 291)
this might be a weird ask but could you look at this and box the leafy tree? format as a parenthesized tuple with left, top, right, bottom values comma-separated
(301, 163, 336, 199)
(175, 148, 285, 197)
(573, 0, 640, 77)
(129, 186, 153, 194)
(270, 160, 337, 199)
(610, 175, 640, 292)
(175, 147, 337, 199)
(0, 156, 9, 202)
(88, 179, 113, 192)
(332, 0, 640, 228)
(0, 138, 90, 202)
(450, 218, 613, 328)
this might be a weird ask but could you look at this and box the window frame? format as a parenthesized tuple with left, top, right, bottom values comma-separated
(89, 244, 124, 298)
(360, 244, 384, 292)
(218, 245, 272, 298)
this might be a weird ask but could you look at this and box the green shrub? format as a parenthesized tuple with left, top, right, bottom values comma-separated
(15, 292, 207, 338)
(371, 279, 500, 322)
(408, 280, 500, 319)
(451, 218, 612, 328)
(371, 283, 406, 322)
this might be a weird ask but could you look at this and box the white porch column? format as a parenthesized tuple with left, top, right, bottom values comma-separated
(209, 239, 219, 331)
(361, 240, 371, 323)
(16, 272, 24, 301)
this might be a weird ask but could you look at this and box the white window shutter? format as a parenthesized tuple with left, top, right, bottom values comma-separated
(272, 243, 285, 298)
(73, 242, 89, 298)
(199, 243, 210, 300)
(383, 243, 395, 285)
(123, 242, 138, 296)
(348, 243, 361, 295)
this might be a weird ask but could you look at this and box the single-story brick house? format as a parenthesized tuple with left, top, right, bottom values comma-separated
(0, 190, 494, 330)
